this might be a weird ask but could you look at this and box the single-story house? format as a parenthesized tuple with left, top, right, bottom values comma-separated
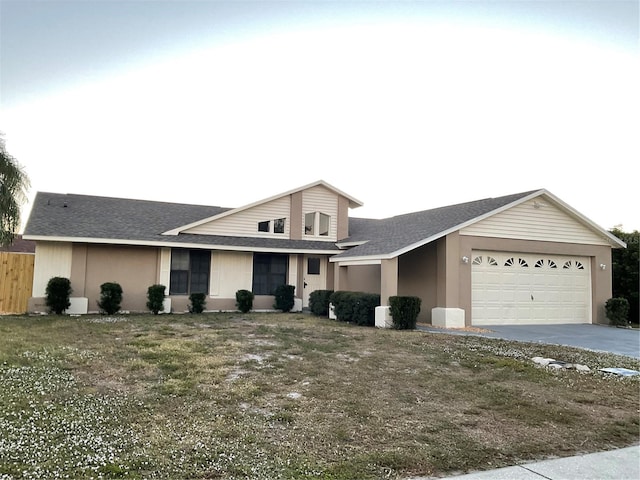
(22, 180, 625, 326)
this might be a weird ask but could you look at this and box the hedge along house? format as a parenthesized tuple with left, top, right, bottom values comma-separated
(22, 180, 624, 326)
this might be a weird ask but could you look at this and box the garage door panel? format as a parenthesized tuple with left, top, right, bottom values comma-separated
(472, 252, 591, 325)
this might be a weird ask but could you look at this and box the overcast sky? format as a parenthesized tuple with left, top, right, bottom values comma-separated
(1, 0, 638, 232)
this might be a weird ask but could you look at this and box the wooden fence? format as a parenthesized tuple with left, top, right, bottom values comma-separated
(0, 252, 35, 314)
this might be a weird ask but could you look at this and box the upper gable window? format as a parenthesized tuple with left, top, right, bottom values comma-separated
(274, 218, 285, 234)
(257, 218, 286, 234)
(305, 212, 331, 237)
(304, 213, 315, 235)
(319, 213, 330, 236)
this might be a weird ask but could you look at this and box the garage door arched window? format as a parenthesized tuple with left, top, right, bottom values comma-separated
(472, 255, 497, 266)
(563, 260, 585, 270)
(504, 257, 528, 267)
(535, 259, 558, 269)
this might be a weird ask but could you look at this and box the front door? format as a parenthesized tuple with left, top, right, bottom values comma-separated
(303, 255, 326, 308)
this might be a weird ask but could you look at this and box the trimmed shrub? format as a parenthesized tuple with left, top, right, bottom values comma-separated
(309, 289, 334, 316)
(45, 276, 72, 314)
(273, 284, 295, 312)
(389, 295, 422, 330)
(189, 292, 207, 314)
(330, 291, 380, 326)
(147, 284, 166, 315)
(97, 282, 123, 315)
(328, 291, 353, 322)
(605, 297, 630, 326)
(236, 289, 254, 313)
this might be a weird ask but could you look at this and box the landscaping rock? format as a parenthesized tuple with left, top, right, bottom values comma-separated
(599, 367, 640, 377)
(530, 357, 590, 372)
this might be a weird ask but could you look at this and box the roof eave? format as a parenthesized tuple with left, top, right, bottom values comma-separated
(331, 188, 626, 262)
(22, 235, 342, 254)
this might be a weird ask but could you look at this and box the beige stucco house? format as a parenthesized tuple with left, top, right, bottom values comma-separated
(22, 180, 625, 326)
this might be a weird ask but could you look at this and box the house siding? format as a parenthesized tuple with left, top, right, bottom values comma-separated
(398, 242, 437, 323)
(302, 185, 339, 241)
(32, 242, 73, 297)
(460, 198, 611, 245)
(210, 251, 253, 298)
(337, 195, 350, 241)
(183, 196, 291, 238)
(83, 245, 159, 312)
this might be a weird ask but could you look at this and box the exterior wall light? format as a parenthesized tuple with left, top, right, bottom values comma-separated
(461, 256, 469, 264)
(600, 264, 606, 270)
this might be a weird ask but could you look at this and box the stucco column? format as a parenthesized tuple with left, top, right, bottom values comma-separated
(592, 248, 613, 324)
(70, 244, 88, 296)
(380, 257, 399, 306)
(436, 233, 461, 307)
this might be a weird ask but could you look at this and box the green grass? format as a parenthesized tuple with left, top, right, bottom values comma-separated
(0, 312, 638, 479)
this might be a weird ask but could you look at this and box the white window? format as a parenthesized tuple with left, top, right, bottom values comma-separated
(305, 212, 315, 235)
(304, 212, 331, 237)
(319, 213, 330, 236)
(274, 218, 285, 234)
(257, 218, 286, 234)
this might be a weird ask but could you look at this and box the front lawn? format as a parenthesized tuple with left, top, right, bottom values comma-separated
(1, 313, 638, 479)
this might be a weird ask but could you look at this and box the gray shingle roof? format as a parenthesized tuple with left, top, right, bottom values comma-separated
(337, 190, 540, 258)
(24, 193, 228, 239)
(24, 189, 541, 257)
(23, 192, 344, 252)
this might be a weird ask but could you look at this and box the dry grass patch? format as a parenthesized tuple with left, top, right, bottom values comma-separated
(0, 313, 638, 479)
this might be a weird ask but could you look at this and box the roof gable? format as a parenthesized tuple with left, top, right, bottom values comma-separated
(332, 189, 624, 261)
(163, 179, 363, 235)
(181, 195, 292, 237)
(460, 191, 623, 247)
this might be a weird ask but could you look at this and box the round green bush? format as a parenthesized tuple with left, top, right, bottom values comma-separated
(97, 282, 123, 315)
(45, 276, 72, 314)
(236, 289, 254, 313)
(273, 284, 295, 312)
(147, 284, 166, 315)
(189, 292, 207, 314)
(389, 295, 422, 330)
(605, 297, 630, 326)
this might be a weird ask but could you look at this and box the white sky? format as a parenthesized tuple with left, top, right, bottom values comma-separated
(1, 0, 639, 232)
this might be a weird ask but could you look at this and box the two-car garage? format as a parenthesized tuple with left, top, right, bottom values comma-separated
(471, 251, 591, 325)
(333, 189, 623, 327)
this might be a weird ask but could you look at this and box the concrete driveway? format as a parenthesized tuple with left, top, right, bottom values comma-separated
(419, 323, 640, 359)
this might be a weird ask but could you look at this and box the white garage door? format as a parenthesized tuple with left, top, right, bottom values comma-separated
(471, 251, 591, 325)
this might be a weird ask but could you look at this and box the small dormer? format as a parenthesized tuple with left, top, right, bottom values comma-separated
(163, 180, 362, 241)
(289, 182, 362, 242)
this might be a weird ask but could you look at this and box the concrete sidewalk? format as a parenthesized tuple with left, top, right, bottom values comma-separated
(411, 445, 640, 480)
